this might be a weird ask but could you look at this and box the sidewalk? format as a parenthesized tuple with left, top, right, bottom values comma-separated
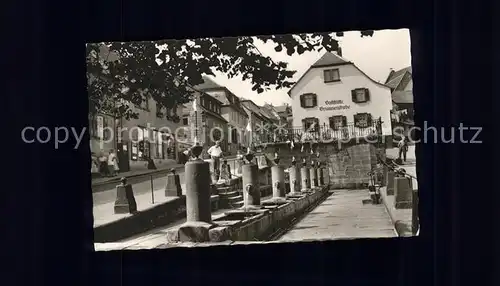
(92, 163, 184, 186)
(93, 183, 187, 227)
(92, 155, 240, 186)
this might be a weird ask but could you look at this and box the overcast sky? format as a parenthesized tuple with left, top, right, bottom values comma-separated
(206, 29, 411, 106)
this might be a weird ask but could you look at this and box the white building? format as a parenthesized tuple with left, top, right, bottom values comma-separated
(288, 52, 393, 141)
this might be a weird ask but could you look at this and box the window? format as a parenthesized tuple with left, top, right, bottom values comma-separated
(324, 69, 340, 83)
(329, 115, 347, 130)
(302, 117, 319, 132)
(351, 88, 370, 103)
(182, 116, 189, 125)
(300, 93, 318, 108)
(156, 103, 163, 118)
(354, 113, 372, 128)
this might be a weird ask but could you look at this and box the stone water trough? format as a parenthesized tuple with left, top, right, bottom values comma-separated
(165, 186, 329, 244)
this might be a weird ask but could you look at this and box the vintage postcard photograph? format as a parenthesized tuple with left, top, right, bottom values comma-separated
(87, 29, 418, 250)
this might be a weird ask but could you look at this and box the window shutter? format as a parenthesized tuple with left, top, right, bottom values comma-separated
(312, 95, 317, 107)
(364, 88, 370, 102)
(353, 114, 359, 127)
(300, 95, 305, 107)
(329, 117, 334, 130)
(342, 116, 347, 127)
(351, 90, 357, 103)
(302, 118, 306, 130)
(367, 113, 373, 126)
(315, 118, 320, 131)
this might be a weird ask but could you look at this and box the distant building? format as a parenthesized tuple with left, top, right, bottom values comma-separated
(241, 100, 273, 146)
(182, 90, 229, 156)
(194, 76, 249, 154)
(89, 94, 183, 173)
(288, 52, 393, 142)
(385, 67, 414, 140)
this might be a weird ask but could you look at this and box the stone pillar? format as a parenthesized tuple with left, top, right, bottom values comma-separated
(386, 171, 395, 195)
(242, 163, 261, 208)
(301, 164, 310, 192)
(235, 159, 243, 176)
(114, 178, 137, 214)
(185, 158, 212, 223)
(271, 164, 286, 198)
(318, 167, 325, 186)
(310, 166, 318, 188)
(288, 164, 302, 196)
(394, 176, 412, 209)
(165, 170, 183, 197)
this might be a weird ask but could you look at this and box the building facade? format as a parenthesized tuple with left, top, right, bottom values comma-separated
(241, 100, 269, 146)
(385, 66, 414, 141)
(89, 94, 183, 173)
(288, 52, 393, 142)
(195, 76, 249, 155)
(182, 90, 229, 156)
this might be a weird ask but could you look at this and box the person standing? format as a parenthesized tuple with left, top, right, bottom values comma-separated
(207, 140, 223, 179)
(398, 136, 409, 163)
(108, 149, 119, 176)
(98, 153, 109, 177)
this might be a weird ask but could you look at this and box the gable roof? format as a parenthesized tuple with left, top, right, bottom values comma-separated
(195, 75, 224, 90)
(241, 100, 270, 121)
(385, 66, 412, 89)
(311, 52, 350, 67)
(392, 90, 413, 104)
(287, 52, 390, 96)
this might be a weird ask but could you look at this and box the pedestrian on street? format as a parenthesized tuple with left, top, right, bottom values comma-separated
(207, 140, 223, 179)
(398, 136, 409, 163)
(98, 153, 109, 177)
(108, 149, 119, 176)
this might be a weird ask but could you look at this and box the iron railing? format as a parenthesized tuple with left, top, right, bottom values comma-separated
(251, 120, 383, 145)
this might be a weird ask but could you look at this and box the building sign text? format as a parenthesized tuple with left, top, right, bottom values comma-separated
(319, 100, 351, 111)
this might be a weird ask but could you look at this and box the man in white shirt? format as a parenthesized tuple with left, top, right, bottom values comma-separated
(207, 141, 224, 177)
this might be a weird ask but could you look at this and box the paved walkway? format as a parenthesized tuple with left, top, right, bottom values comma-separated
(278, 189, 397, 242)
(92, 163, 183, 186)
(93, 172, 243, 227)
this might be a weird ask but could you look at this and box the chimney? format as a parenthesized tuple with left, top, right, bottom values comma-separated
(337, 47, 343, 57)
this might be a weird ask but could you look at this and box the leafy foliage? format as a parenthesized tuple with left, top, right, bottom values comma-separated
(86, 31, 373, 119)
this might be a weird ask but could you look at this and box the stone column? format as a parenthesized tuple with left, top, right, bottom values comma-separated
(242, 162, 261, 209)
(114, 178, 137, 214)
(394, 176, 412, 209)
(271, 164, 286, 198)
(310, 164, 318, 189)
(165, 169, 183, 197)
(318, 167, 325, 187)
(184, 158, 212, 223)
(288, 160, 302, 196)
(300, 161, 310, 192)
(235, 159, 243, 176)
(386, 171, 395, 195)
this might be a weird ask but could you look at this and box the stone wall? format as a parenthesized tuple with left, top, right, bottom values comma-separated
(260, 141, 385, 190)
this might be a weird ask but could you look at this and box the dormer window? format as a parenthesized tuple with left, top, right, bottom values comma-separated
(300, 93, 318, 108)
(324, 69, 340, 83)
(351, 88, 370, 103)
